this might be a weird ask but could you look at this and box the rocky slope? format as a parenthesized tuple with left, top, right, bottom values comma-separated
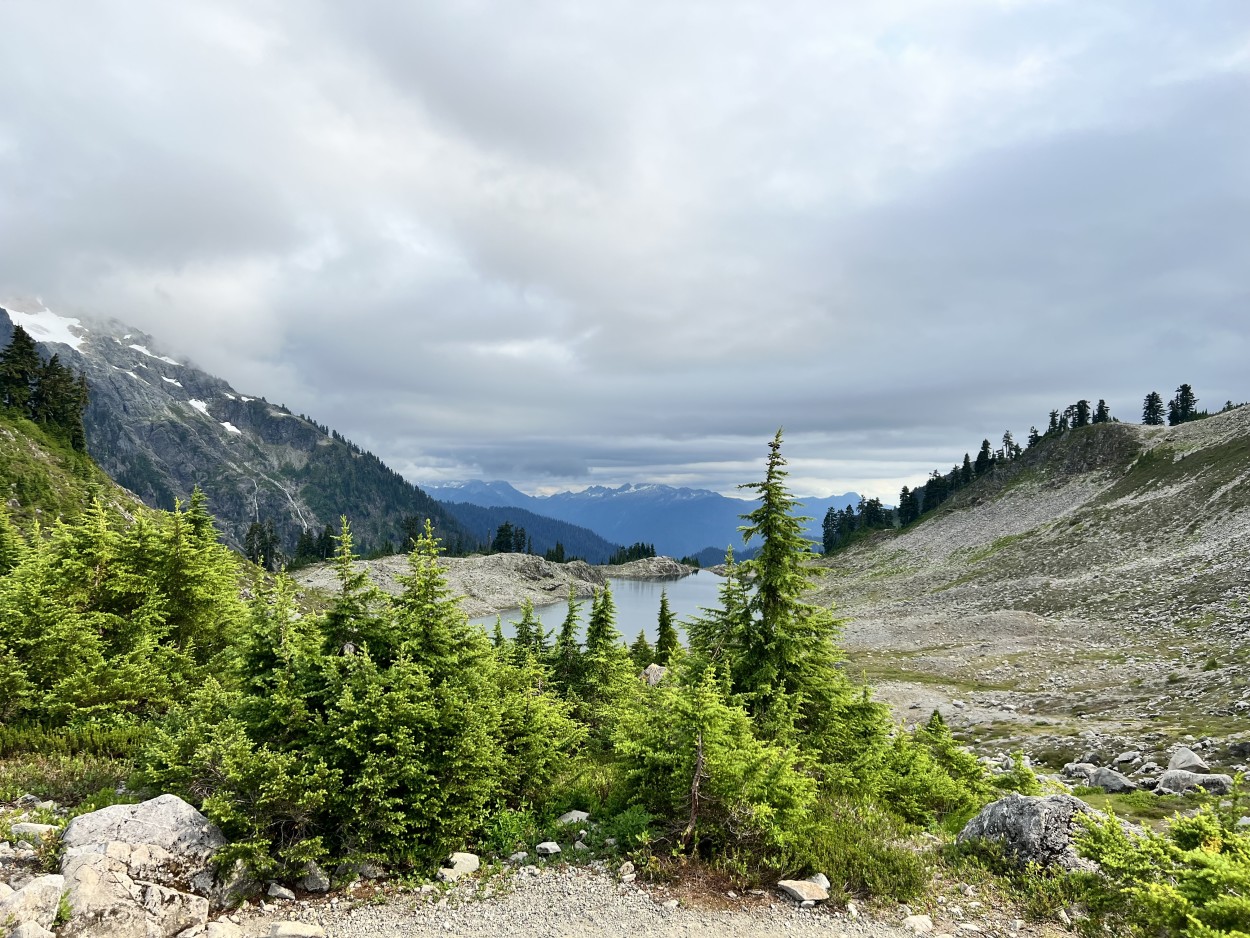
(0, 305, 465, 555)
(814, 407, 1250, 768)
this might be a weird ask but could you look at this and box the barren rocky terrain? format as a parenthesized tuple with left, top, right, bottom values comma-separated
(812, 407, 1250, 772)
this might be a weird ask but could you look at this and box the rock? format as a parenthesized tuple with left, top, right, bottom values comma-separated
(61, 793, 227, 901)
(10, 823, 58, 843)
(267, 882, 296, 900)
(1154, 770, 1234, 795)
(661, 899, 679, 910)
(438, 851, 481, 882)
(0, 882, 12, 899)
(806, 872, 831, 891)
(296, 860, 330, 894)
(269, 925, 327, 938)
(1113, 750, 1141, 765)
(9, 923, 56, 938)
(61, 852, 208, 938)
(904, 914, 935, 934)
(536, 841, 561, 856)
(206, 923, 243, 938)
(776, 879, 829, 902)
(507, 852, 529, 864)
(618, 861, 635, 876)
(1062, 762, 1096, 780)
(1168, 747, 1210, 773)
(0, 874, 65, 931)
(1087, 767, 1138, 793)
(957, 793, 1097, 872)
(557, 810, 590, 825)
(640, 663, 667, 686)
(573, 841, 590, 852)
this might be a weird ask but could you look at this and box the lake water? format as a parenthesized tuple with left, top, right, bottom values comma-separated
(468, 571, 726, 643)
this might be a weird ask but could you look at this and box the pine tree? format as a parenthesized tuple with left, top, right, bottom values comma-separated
(548, 585, 584, 697)
(737, 430, 849, 740)
(1093, 399, 1110, 424)
(1027, 426, 1041, 447)
(821, 506, 839, 554)
(1073, 400, 1091, 428)
(629, 629, 653, 669)
(655, 589, 680, 665)
(511, 598, 547, 662)
(974, 439, 993, 477)
(960, 454, 973, 486)
(1168, 384, 1198, 425)
(1048, 410, 1060, 433)
(0, 326, 40, 412)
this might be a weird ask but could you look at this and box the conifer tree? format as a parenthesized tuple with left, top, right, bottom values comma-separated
(736, 430, 851, 741)
(629, 629, 653, 669)
(1168, 384, 1198, 425)
(548, 585, 584, 696)
(0, 325, 40, 412)
(1073, 399, 1091, 428)
(511, 598, 547, 662)
(1027, 426, 1041, 447)
(1142, 392, 1165, 425)
(655, 589, 680, 666)
(973, 439, 993, 477)
(1093, 399, 1110, 423)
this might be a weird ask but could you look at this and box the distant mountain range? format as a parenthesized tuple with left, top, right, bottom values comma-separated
(424, 480, 862, 561)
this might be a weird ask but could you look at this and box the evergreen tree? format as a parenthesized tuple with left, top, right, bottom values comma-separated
(655, 589, 680, 666)
(1001, 431, 1015, 458)
(0, 325, 40, 412)
(511, 598, 547, 661)
(1073, 399, 1091, 428)
(1027, 426, 1041, 447)
(973, 439, 993, 477)
(548, 585, 583, 697)
(1047, 410, 1060, 433)
(821, 506, 839, 554)
(1168, 384, 1198, 425)
(1093, 399, 1110, 424)
(737, 430, 850, 741)
(629, 629, 653, 669)
(960, 454, 973, 486)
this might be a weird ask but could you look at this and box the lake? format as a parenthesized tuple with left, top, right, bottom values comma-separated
(468, 570, 726, 643)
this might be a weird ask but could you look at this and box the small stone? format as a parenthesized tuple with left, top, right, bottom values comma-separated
(1168, 747, 1210, 773)
(847, 901, 859, 919)
(806, 872, 831, 891)
(267, 882, 296, 901)
(618, 861, 635, 876)
(801, 900, 816, 909)
(621, 873, 636, 883)
(573, 841, 590, 852)
(10, 923, 56, 938)
(662, 899, 679, 910)
(508, 851, 529, 864)
(269, 925, 327, 938)
(903, 914, 935, 934)
(777, 880, 829, 903)
(557, 810, 590, 825)
(956, 925, 982, 934)
(536, 841, 561, 856)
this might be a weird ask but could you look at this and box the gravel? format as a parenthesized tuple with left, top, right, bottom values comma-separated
(228, 865, 1047, 938)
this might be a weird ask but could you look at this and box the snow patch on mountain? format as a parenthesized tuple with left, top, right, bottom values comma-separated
(161, 376, 183, 387)
(187, 399, 210, 416)
(221, 421, 242, 435)
(7, 306, 86, 351)
(129, 343, 180, 365)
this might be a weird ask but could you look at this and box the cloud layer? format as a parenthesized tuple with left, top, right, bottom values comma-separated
(2, 1, 1247, 498)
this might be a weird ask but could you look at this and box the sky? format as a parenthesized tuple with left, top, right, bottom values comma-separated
(1, 1, 1247, 501)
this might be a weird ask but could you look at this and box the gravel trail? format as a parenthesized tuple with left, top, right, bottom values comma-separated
(234, 865, 1061, 938)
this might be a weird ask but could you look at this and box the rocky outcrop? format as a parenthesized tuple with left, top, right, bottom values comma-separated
(56, 794, 241, 938)
(0, 874, 64, 932)
(957, 793, 1097, 872)
(293, 551, 698, 618)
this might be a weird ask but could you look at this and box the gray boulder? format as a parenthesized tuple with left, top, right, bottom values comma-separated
(10, 922, 57, 938)
(61, 794, 226, 897)
(60, 852, 208, 938)
(1087, 767, 1138, 794)
(557, 810, 590, 826)
(1168, 747, 1210, 773)
(437, 851, 481, 882)
(776, 879, 828, 902)
(536, 841, 561, 856)
(1062, 762, 1097, 781)
(1154, 770, 1233, 796)
(957, 793, 1096, 872)
(296, 860, 330, 894)
(0, 874, 65, 931)
(10, 823, 58, 844)
(641, 663, 667, 686)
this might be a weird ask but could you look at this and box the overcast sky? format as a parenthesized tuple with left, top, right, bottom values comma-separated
(2, 1, 1247, 500)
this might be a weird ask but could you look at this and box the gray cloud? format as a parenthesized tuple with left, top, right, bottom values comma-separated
(1, 0, 1247, 500)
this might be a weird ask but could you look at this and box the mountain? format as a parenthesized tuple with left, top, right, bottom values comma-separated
(424, 480, 862, 559)
(0, 305, 467, 556)
(810, 407, 1250, 759)
(435, 500, 623, 563)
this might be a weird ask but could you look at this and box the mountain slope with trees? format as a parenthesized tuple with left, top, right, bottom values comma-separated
(436, 500, 624, 563)
(0, 306, 468, 560)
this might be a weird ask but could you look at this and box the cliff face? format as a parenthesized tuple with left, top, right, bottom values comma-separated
(0, 306, 464, 554)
